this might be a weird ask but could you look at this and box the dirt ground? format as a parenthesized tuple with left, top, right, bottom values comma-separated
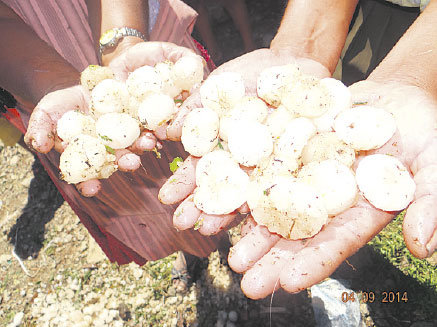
(0, 0, 436, 326)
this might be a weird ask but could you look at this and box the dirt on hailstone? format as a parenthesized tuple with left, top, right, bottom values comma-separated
(1, 0, 436, 326)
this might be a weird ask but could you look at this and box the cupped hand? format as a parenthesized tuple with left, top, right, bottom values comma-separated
(159, 51, 330, 236)
(23, 84, 155, 197)
(227, 80, 437, 299)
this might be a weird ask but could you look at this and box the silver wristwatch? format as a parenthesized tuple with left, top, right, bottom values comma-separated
(99, 27, 148, 55)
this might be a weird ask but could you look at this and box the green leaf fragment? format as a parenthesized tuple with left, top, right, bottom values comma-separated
(169, 157, 183, 173)
(353, 101, 368, 106)
(105, 145, 115, 155)
(217, 139, 224, 150)
(99, 134, 113, 142)
(153, 147, 162, 159)
(194, 218, 204, 230)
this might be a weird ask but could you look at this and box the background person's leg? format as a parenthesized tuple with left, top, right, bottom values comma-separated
(334, 0, 419, 85)
(221, 0, 256, 53)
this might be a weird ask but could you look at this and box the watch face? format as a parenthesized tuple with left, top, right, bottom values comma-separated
(100, 29, 117, 46)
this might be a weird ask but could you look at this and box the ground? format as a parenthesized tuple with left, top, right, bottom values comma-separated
(1, 0, 436, 326)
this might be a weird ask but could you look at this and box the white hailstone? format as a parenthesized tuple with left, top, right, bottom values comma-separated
(194, 150, 249, 214)
(257, 64, 301, 107)
(155, 61, 182, 98)
(312, 78, 352, 132)
(264, 105, 297, 140)
(248, 176, 328, 240)
(57, 110, 96, 143)
(200, 72, 246, 117)
(126, 65, 163, 100)
(137, 92, 177, 131)
(227, 120, 273, 167)
(301, 132, 356, 167)
(80, 65, 115, 91)
(298, 160, 358, 216)
(181, 107, 220, 157)
(333, 105, 397, 151)
(274, 117, 316, 159)
(219, 96, 268, 141)
(59, 134, 117, 184)
(95, 112, 140, 149)
(91, 79, 129, 116)
(355, 154, 416, 211)
(171, 55, 205, 91)
(281, 75, 331, 118)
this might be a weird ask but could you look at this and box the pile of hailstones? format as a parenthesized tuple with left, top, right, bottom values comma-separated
(57, 54, 205, 184)
(180, 64, 416, 240)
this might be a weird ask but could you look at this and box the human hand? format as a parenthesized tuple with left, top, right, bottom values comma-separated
(159, 50, 330, 235)
(23, 84, 152, 197)
(226, 80, 437, 299)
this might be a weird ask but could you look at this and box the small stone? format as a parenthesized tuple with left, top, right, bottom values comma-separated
(118, 303, 131, 321)
(226, 322, 236, 327)
(228, 311, 238, 322)
(20, 290, 26, 297)
(9, 311, 24, 327)
(133, 268, 143, 280)
(0, 254, 12, 265)
(217, 310, 227, 321)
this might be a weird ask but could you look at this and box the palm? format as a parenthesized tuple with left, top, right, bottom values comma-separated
(228, 80, 437, 299)
(24, 85, 89, 153)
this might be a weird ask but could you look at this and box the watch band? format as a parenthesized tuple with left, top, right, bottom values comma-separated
(99, 27, 148, 55)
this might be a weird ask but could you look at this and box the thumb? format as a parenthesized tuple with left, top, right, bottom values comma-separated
(405, 137, 437, 258)
(166, 90, 202, 141)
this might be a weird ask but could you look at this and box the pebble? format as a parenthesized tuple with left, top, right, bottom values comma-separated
(8, 311, 24, 327)
(217, 310, 227, 321)
(133, 267, 143, 280)
(228, 311, 238, 322)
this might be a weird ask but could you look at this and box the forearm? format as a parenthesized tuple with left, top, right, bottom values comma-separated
(0, 3, 79, 106)
(368, 0, 437, 100)
(271, 0, 358, 74)
(86, 0, 149, 65)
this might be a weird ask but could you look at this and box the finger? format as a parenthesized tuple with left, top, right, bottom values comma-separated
(24, 109, 55, 153)
(240, 215, 257, 237)
(279, 202, 392, 294)
(115, 149, 142, 172)
(128, 131, 157, 153)
(76, 179, 102, 197)
(237, 202, 250, 215)
(405, 138, 437, 258)
(196, 212, 236, 236)
(295, 57, 331, 79)
(154, 123, 168, 140)
(158, 156, 198, 204)
(228, 223, 281, 273)
(241, 239, 305, 299)
(110, 42, 197, 80)
(166, 91, 202, 141)
(404, 195, 437, 258)
(173, 195, 201, 230)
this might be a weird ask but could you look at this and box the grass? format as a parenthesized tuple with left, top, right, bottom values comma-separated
(368, 211, 437, 320)
(369, 211, 436, 291)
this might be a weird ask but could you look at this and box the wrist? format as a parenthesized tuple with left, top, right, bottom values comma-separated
(101, 35, 146, 66)
(24, 57, 80, 105)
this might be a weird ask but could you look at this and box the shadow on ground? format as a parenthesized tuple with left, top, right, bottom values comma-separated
(8, 155, 64, 259)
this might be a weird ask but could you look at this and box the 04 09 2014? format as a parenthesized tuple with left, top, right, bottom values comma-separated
(341, 291, 408, 303)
